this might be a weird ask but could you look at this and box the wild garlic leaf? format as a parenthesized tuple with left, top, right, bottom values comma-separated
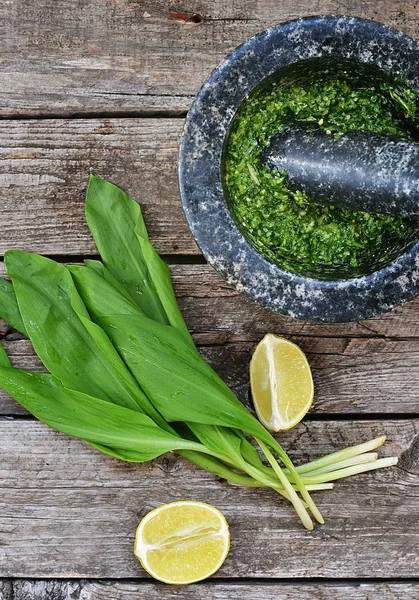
(136, 235, 194, 346)
(186, 423, 280, 487)
(0, 277, 27, 336)
(95, 312, 275, 446)
(185, 422, 272, 475)
(237, 431, 274, 477)
(70, 264, 238, 391)
(84, 259, 139, 305)
(69, 262, 275, 445)
(0, 366, 206, 461)
(85, 175, 168, 325)
(179, 450, 260, 488)
(70, 267, 274, 478)
(68, 264, 141, 318)
(71, 266, 247, 458)
(4, 250, 157, 419)
(85, 176, 193, 345)
(187, 423, 245, 466)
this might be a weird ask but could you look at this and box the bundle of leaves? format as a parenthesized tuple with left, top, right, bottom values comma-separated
(0, 176, 397, 530)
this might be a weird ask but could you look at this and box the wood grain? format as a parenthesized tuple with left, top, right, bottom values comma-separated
(1, 580, 419, 600)
(3, 261, 419, 341)
(0, 1, 418, 116)
(4, 115, 419, 274)
(0, 419, 417, 578)
(2, 335, 419, 415)
(0, 119, 197, 256)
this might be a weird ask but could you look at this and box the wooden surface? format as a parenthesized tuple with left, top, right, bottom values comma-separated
(1, 1, 419, 598)
(1, 420, 418, 578)
(3, 327, 419, 416)
(1, 581, 419, 600)
(0, 0, 418, 117)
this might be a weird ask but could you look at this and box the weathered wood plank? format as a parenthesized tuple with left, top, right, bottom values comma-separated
(0, 1, 418, 116)
(5, 580, 419, 600)
(3, 261, 419, 340)
(0, 419, 417, 578)
(0, 119, 197, 256)
(170, 266, 419, 340)
(2, 335, 419, 415)
(0, 581, 13, 600)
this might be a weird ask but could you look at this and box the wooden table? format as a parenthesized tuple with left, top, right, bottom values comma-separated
(0, 2, 418, 598)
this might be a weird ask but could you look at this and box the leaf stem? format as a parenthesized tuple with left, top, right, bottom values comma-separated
(256, 439, 314, 530)
(266, 438, 325, 525)
(293, 436, 386, 474)
(301, 457, 398, 484)
(296, 453, 378, 477)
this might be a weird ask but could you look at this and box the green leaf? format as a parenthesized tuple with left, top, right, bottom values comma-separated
(68, 264, 141, 319)
(70, 261, 278, 472)
(85, 175, 168, 325)
(70, 264, 275, 481)
(94, 312, 275, 446)
(70, 264, 241, 387)
(0, 277, 27, 336)
(179, 451, 261, 487)
(185, 420, 274, 477)
(187, 423, 285, 490)
(0, 366, 206, 461)
(235, 430, 274, 477)
(187, 423, 246, 465)
(85, 176, 193, 345)
(69, 264, 215, 389)
(136, 235, 194, 345)
(4, 250, 161, 422)
(84, 260, 139, 305)
(0, 363, 262, 485)
(0, 341, 11, 367)
(70, 255, 276, 446)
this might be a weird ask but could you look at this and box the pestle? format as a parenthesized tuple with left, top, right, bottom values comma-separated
(262, 127, 419, 218)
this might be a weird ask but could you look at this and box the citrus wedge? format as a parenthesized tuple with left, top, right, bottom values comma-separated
(250, 333, 314, 432)
(134, 500, 230, 584)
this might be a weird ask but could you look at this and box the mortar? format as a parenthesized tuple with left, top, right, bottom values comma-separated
(178, 16, 419, 322)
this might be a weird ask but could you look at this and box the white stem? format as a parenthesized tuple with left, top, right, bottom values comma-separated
(300, 453, 378, 477)
(293, 436, 386, 474)
(302, 457, 398, 484)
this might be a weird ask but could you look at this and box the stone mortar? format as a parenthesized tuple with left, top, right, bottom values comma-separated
(178, 15, 419, 322)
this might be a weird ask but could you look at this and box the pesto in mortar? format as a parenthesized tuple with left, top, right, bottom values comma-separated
(224, 70, 419, 277)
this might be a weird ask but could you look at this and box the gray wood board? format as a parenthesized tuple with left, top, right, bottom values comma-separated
(0, 119, 196, 256)
(0, 419, 417, 578)
(1, 580, 419, 600)
(152, 265, 419, 341)
(3, 262, 419, 341)
(0, 1, 417, 116)
(1, 336, 419, 415)
(2, 114, 419, 348)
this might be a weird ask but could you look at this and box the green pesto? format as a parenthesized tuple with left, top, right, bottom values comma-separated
(224, 75, 419, 277)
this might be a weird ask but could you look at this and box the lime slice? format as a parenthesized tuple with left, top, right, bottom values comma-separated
(250, 333, 314, 432)
(134, 500, 230, 584)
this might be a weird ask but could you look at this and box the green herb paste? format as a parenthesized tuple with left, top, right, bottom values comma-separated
(224, 67, 419, 277)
